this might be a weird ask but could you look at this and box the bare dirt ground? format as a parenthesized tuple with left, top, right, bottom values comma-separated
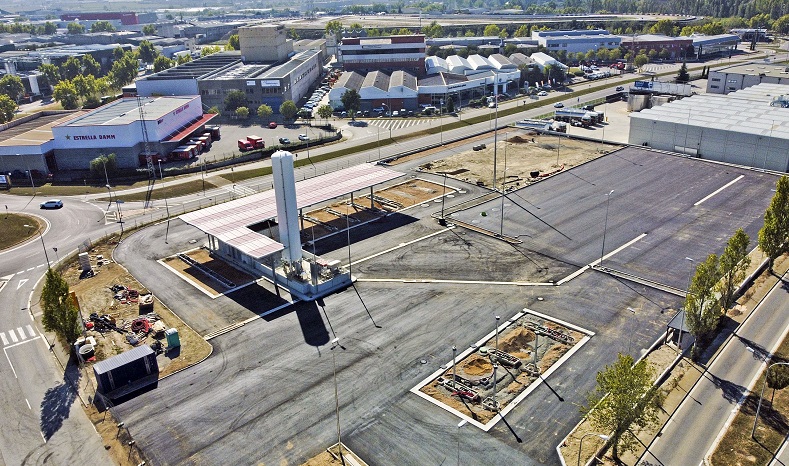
(419, 314, 582, 425)
(162, 247, 256, 296)
(418, 130, 611, 189)
(301, 444, 366, 466)
(50, 236, 213, 466)
(301, 179, 447, 241)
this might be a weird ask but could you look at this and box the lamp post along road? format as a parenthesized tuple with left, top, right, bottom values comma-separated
(25, 224, 50, 268)
(599, 190, 614, 268)
(752, 362, 789, 438)
(681, 256, 695, 350)
(330, 337, 345, 465)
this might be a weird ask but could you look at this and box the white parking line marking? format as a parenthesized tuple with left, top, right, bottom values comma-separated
(694, 175, 744, 206)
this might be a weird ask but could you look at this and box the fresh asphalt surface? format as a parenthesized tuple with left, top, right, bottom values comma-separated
(0, 195, 114, 465)
(108, 145, 782, 465)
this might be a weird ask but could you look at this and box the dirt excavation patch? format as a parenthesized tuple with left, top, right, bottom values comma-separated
(300, 179, 448, 241)
(419, 130, 612, 189)
(162, 247, 256, 296)
(418, 312, 588, 425)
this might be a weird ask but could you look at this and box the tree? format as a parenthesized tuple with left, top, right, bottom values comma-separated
(446, 96, 455, 113)
(0, 95, 16, 123)
(227, 34, 240, 51)
(716, 229, 751, 310)
(66, 22, 85, 34)
(91, 21, 116, 33)
(177, 54, 193, 65)
(483, 24, 501, 37)
(201, 46, 221, 56)
(42, 22, 57, 35)
(153, 55, 175, 72)
(279, 100, 298, 121)
(72, 74, 97, 100)
(650, 19, 676, 36)
(514, 24, 530, 37)
(53, 80, 79, 109)
(113, 46, 126, 60)
(38, 63, 61, 91)
(90, 153, 117, 177)
(41, 268, 82, 345)
(317, 104, 333, 123)
(108, 52, 138, 87)
(582, 354, 661, 462)
(137, 40, 159, 63)
(758, 176, 789, 270)
(675, 62, 689, 83)
(82, 55, 101, 77)
(60, 56, 83, 81)
(207, 106, 220, 115)
(422, 21, 443, 38)
(224, 90, 247, 112)
(142, 24, 157, 35)
(685, 254, 722, 349)
(236, 106, 249, 119)
(340, 88, 361, 117)
(288, 28, 300, 40)
(257, 104, 273, 120)
(0, 75, 24, 102)
(633, 53, 649, 69)
(325, 20, 343, 38)
(768, 363, 789, 391)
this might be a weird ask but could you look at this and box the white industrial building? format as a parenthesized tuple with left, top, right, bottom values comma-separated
(531, 29, 621, 54)
(51, 95, 213, 170)
(706, 62, 789, 94)
(628, 83, 789, 172)
(529, 52, 568, 72)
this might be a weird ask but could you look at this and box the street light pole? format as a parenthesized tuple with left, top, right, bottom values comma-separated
(330, 337, 345, 465)
(680, 256, 695, 350)
(599, 190, 614, 268)
(440, 98, 444, 144)
(577, 433, 610, 466)
(752, 362, 789, 438)
(24, 224, 50, 268)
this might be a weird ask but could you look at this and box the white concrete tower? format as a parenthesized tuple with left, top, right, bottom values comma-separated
(271, 151, 303, 270)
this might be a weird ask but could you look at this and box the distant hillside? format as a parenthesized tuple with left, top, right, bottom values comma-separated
(595, 0, 788, 19)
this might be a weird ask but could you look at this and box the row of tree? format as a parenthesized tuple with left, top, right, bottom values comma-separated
(0, 75, 25, 122)
(583, 176, 789, 463)
(684, 175, 789, 355)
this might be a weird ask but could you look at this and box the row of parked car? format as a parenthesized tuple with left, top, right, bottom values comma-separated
(301, 85, 331, 114)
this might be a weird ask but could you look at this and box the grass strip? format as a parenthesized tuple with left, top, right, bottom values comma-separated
(98, 179, 220, 202)
(0, 213, 40, 250)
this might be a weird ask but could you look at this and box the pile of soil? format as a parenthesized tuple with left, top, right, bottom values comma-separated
(461, 354, 494, 376)
(498, 327, 536, 354)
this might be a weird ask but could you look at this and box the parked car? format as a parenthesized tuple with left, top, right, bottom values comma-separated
(40, 199, 63, 209)
(298, 134, 310, 141)
(554, 102, 564, 108)
(279, 137, 291, 144)
(392, 110, 399, 117)
(537, 91, 549, 96)
(616, 86, 625, 91)
(488, 102, 497, 108)
(269, 122, 277, 129)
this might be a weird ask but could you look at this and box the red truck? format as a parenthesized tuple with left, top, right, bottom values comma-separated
(205, 125, 221, 140)
(238, 139, 254, 151)
(246, 135, 264, 149)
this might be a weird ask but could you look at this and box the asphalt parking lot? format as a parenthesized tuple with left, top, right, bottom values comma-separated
(110, 146, 781, 465)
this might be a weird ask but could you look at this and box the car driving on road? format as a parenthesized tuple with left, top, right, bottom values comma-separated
(40, 199, 63, 209)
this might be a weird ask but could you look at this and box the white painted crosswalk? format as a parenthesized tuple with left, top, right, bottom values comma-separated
(0, 325, 36, 347)
(363, 118, 429, 132)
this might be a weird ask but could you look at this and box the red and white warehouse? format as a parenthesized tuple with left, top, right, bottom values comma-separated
(22, 95, 213, 173)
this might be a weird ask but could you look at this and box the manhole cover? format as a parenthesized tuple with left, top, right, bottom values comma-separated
(420, 359, 427, 364)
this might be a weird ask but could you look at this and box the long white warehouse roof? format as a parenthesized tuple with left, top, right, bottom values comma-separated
(180, 163, 404, 259)
(630, 83, 789, 137)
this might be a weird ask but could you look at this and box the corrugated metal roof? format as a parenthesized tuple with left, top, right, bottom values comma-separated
(58, 96, 198, 127)
(93, 345, 154, 375)
(361, 70, 390, 91)
(180, 162, 404, 259)
(630, 83, 789, 136)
